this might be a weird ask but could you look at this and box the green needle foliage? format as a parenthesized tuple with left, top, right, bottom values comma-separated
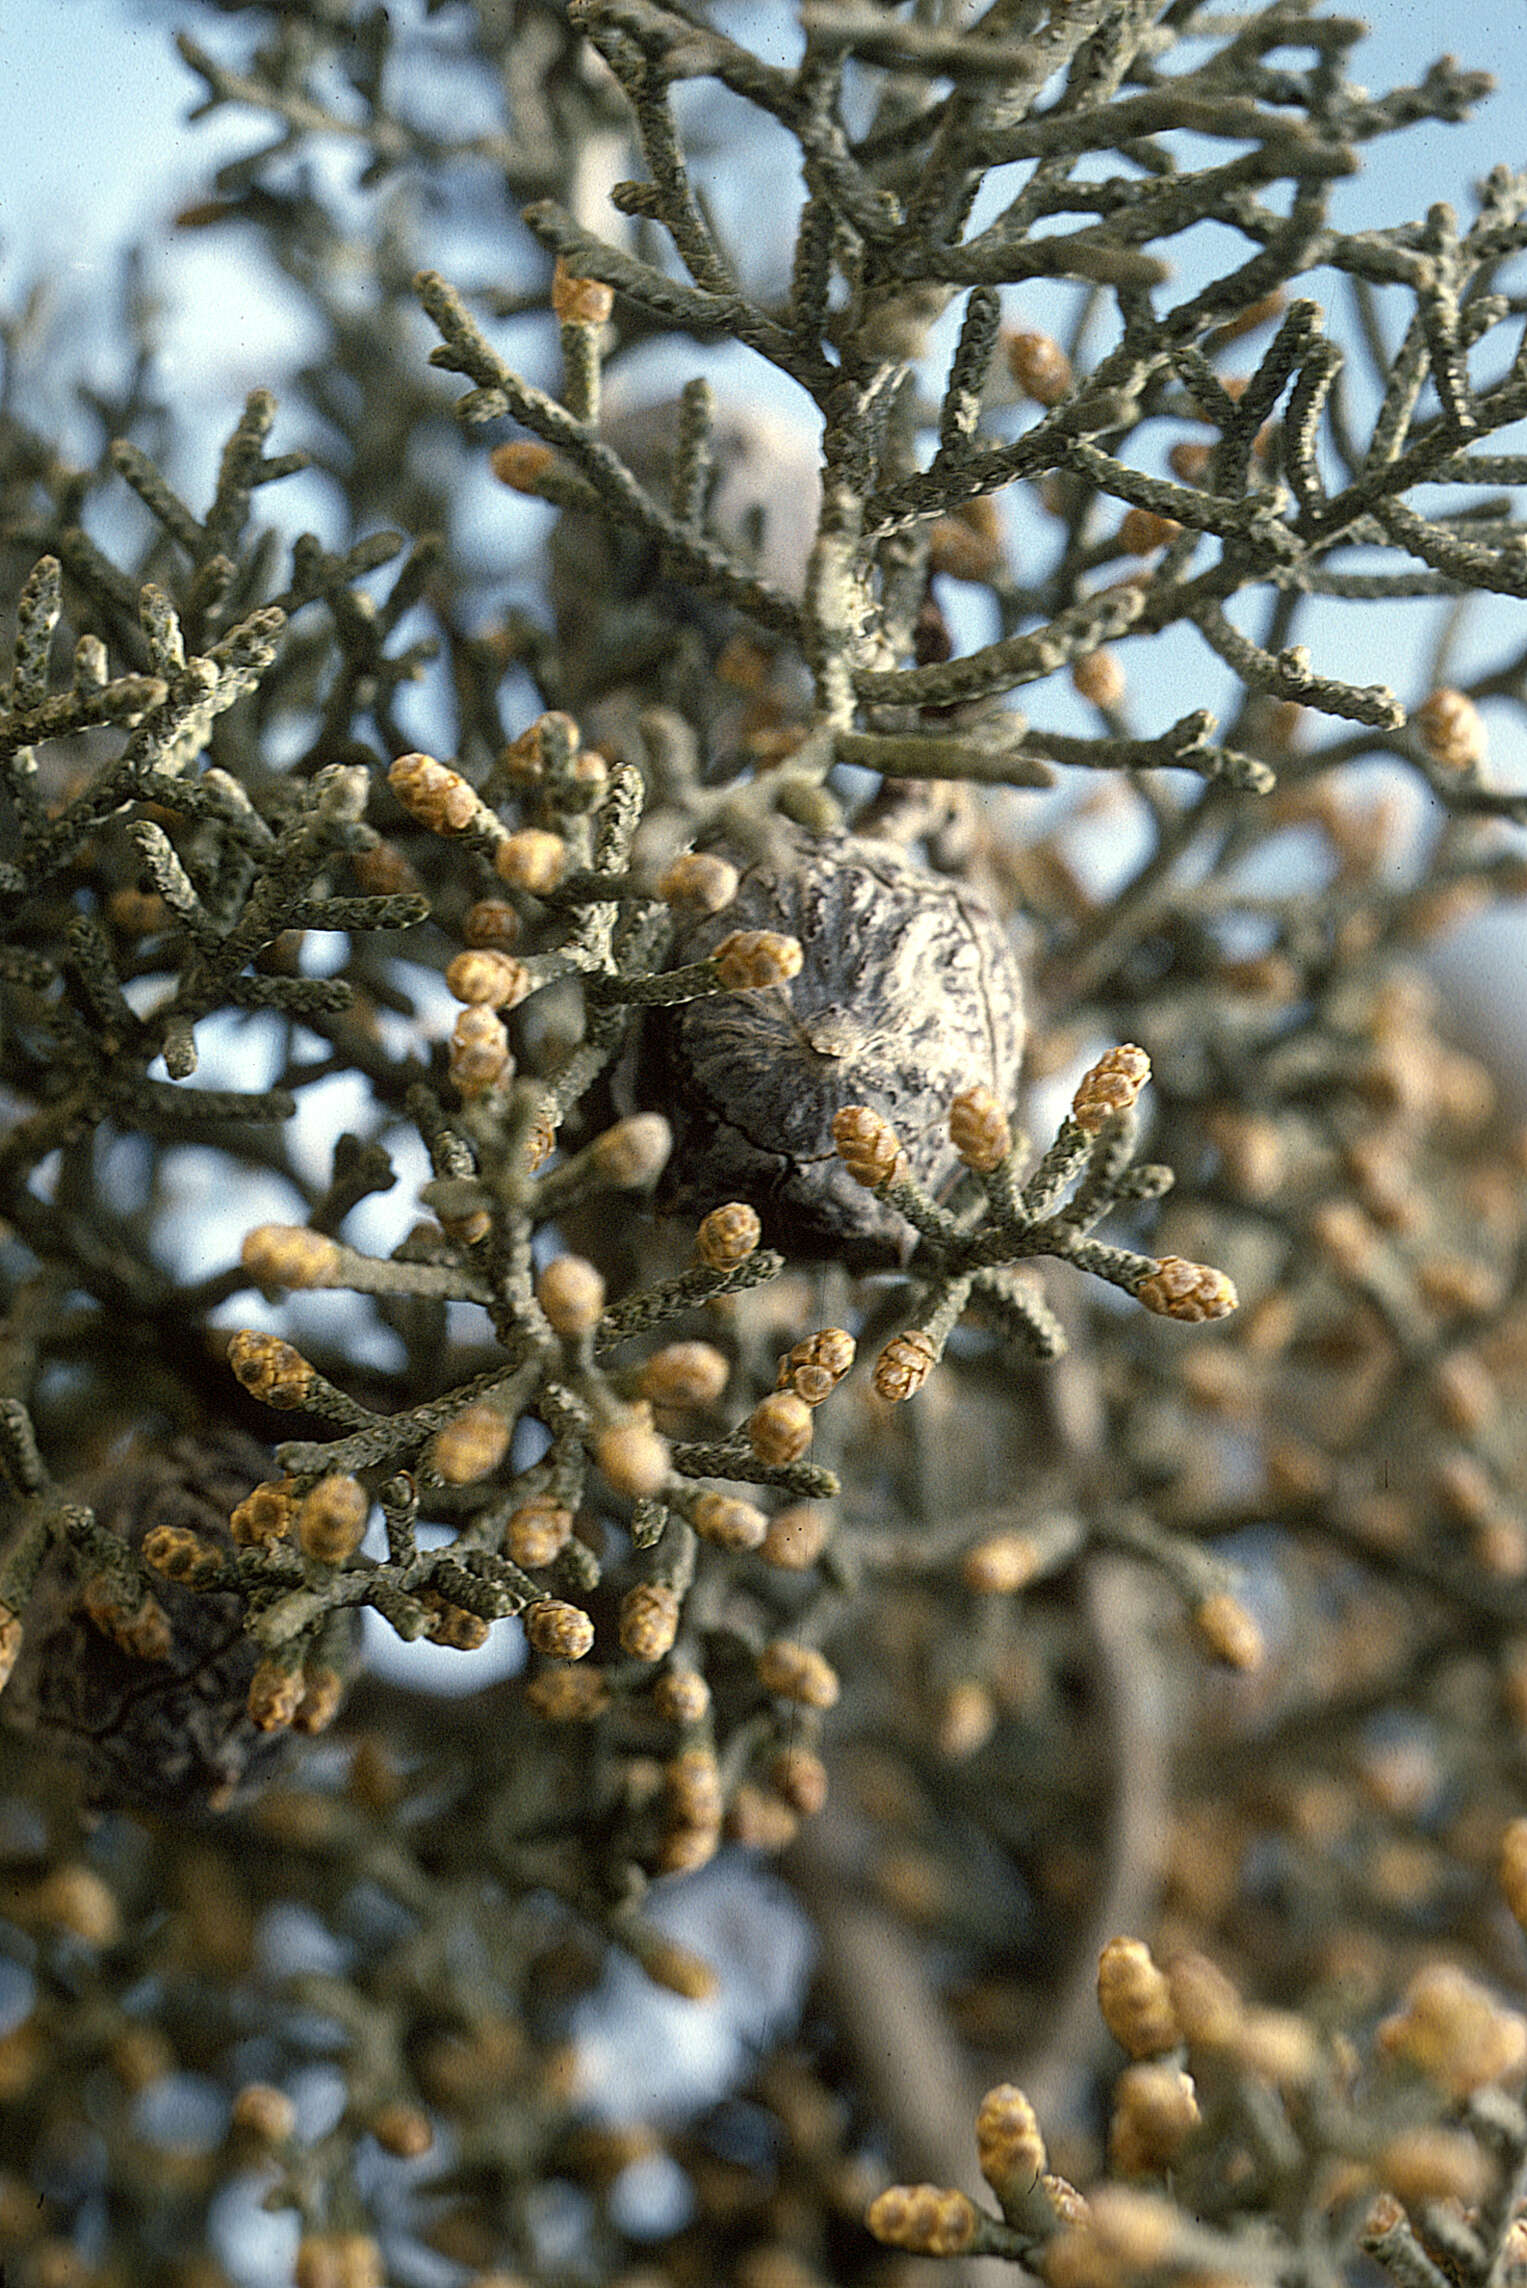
(2, 2, 1527, 2283)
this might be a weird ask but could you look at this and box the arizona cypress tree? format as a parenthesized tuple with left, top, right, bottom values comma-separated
(2, 4, 1527, 2282)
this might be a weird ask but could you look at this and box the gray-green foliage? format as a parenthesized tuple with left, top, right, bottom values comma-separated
(2, 3, 1527, 2283)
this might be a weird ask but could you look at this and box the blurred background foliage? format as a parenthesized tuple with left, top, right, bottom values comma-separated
(2, 5, 1527, 2287)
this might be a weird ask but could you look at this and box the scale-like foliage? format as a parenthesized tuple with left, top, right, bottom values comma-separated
(2, 4, 1527, 2283)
